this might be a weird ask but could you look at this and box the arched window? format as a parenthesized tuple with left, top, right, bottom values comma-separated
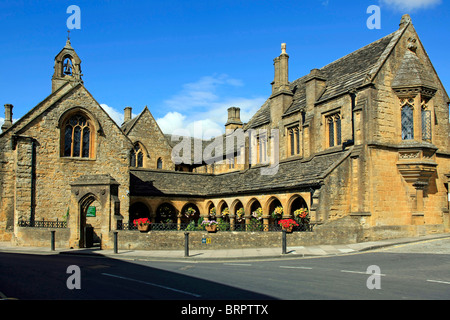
(130, 144, 144, 168)
(401, 104, 414, 140)
(157, 158, 163, 169)
(63, 114, 92, 158)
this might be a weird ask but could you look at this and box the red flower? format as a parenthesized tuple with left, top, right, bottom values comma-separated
(278, 219, 299, 228)
(133, 218, 151, 226)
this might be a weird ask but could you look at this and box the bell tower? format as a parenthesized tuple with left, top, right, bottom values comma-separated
(52, 31, 83, 92)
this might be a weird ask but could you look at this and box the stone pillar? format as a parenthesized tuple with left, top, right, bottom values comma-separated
(1, 104, 13, 132)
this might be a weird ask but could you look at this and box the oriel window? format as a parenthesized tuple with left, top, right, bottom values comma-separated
(401, 104, 414, 140)
(421, 105, 432, 142)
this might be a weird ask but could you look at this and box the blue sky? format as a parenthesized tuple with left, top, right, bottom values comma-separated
(0, 0, 448, 138)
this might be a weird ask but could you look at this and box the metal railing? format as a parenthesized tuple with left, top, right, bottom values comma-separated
(117, 222, 314, 232)
(18, 219, 67, 229)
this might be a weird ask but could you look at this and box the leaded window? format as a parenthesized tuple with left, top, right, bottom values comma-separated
(63, 114, 91, 158)
(157, 158, 163, 169)
(326, 113, 341, 148)
(287, 126, 300, 156)
(421, 107, 432, 141)
(130, 144, 144, 168)
(401, 104, 414, 140)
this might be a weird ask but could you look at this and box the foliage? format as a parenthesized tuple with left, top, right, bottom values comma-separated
(201, 220, 218, 226)
(221, 207, 230, 216)
(236, 208, 245, 222)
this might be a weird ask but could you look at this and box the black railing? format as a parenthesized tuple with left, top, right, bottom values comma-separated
(18, 219, 67, 229)
(117, 222, 315, 232)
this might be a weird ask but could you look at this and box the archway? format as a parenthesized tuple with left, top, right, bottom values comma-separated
(180, 203, 200, 224)
(289, 195, 310, 231)
(156, 203, 177, 223)
(129, 202, 150, 224)
(79, 193, 101, 248)
(248, 199, 263, 231)
(267, 197, 283, 225)
(232, 200, 245, 230)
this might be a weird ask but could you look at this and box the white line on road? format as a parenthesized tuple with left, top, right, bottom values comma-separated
(427, 279, 450, 285)
(280, 266, 313, 270)
(101, 273, 201, 298)
(341, 270, 386, 276)
(223, 263, 252, 266)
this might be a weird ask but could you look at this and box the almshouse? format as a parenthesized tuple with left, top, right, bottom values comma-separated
(1, 14, 449, 249)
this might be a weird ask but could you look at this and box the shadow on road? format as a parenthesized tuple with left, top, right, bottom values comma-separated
(0, 251, 276, 301)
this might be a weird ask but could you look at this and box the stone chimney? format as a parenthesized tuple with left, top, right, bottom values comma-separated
(305, 69, 326, 110)
(269, 43, 293, 125)
(225, 107, 243, 131)
(124, 106, 132, 123)
(1, 104, 13, 132)
(271, 43, 290, 94)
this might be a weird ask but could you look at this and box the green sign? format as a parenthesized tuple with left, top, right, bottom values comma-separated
(86, 206, 96, 217)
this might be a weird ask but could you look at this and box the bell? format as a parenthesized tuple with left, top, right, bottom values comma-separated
(63, 60, 72, 75)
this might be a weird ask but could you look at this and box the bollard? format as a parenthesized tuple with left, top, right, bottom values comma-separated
(51, 230, 56, 251)
(282, 230, 287, 255)
(113, 231, 118, 254)
(184, 232, 189, 257)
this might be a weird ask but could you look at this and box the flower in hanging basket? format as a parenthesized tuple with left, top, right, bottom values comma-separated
(236, 208, 245, 222)
(209, 207, 216, 218)
(252, 207, 263, 220)
(271, 206, 283, 219)
(184, 207, 196, 218)
(278, 219, 299, 229)
(222, 207, 230, 216)
(294, 208, 309, 219)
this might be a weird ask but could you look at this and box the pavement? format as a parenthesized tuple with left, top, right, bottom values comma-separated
(0, 233, 449, 262)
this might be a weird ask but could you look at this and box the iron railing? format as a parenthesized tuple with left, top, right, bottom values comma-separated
(117, 222, 315, 232)
(18, 219, 67, 229)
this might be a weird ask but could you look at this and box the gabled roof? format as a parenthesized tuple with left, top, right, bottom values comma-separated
(246, 26, 406, 127)
(392, 49, 437, 90)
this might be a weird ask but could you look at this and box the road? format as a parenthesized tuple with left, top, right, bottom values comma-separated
(1, 238, 449, 303)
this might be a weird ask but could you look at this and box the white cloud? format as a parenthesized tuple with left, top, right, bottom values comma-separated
(0, 117, 3, 129)
(380, 0, 442, 11)
(100, 104, 125, 125)
(156, 75, 265, 139)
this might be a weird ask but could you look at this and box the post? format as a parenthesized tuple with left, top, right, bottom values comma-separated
(113, 231, 118, 254)
(184, 232, 189, 257)
(282, 230, 287, 255)
(50, 230, 56, 251)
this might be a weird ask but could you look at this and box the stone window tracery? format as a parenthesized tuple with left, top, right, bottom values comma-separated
(130, 143, 144, 168)
(63, 114, 92, 158)
(401, 101, 414, 140)
(326, 113, 341, 147)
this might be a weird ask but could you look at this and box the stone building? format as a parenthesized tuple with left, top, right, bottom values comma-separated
(1, 15, 449, 249)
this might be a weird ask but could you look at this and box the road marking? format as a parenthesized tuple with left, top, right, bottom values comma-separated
(223, 263, 252, 266)
(427, 279, 450, 285)
(101, 273, 201, 298)
(280, 266, 313, 270)
(341, 270, 386, 276)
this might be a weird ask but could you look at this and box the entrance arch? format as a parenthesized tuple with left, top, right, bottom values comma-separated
(129, 202, 150, 224)
(180, 203, 200, 224)
(79, 193, 101, 248)
(156, 203, 177, 223)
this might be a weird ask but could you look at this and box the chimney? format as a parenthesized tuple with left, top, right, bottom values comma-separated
(305, 69, 326, 110)
(124, 106, 132, 123)
(271, 43, 290, 94)
(225, 107, 243, 131)
(1, 104, 13, 132)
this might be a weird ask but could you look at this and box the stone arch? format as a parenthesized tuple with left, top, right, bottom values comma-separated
(288, 194, 309, 216)
(180, 203, 201, 224)
(230, 199, 245, 227)
(205, 200, 216, 217)
(217, 200, 230, 223)
(265, 196, 283, 224)
(156, 202, 177, 223)
(78, 193, 101, 248)
(129, 202, 151, 224)
(246, 198, 262, 218)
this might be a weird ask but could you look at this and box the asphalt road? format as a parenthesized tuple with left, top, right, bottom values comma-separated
(1, 238, 449, 303)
